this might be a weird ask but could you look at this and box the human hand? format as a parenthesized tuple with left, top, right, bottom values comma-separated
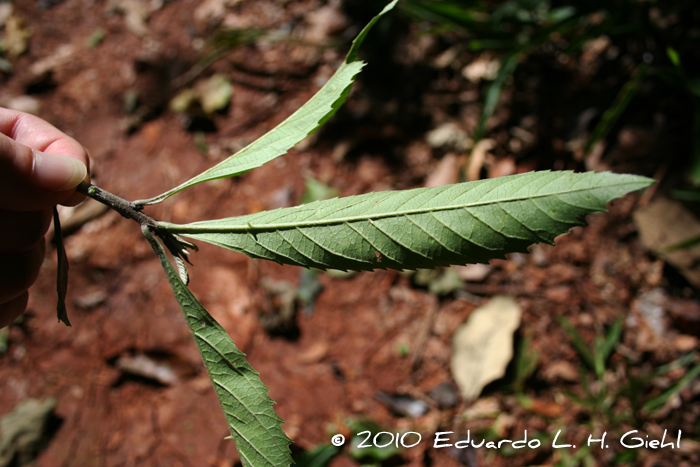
(0, 108, 89, 329)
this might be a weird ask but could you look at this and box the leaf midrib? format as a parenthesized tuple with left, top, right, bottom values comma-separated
(162, 180, 632, 233)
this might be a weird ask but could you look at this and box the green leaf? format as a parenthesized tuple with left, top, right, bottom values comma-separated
(690, 100, 700, 185)
(53, 207, 71, 327)
(137, 0, 398, 206)
(161, 171, 653, 271)
(142, 227, 293, 467)
(597, 316, 623, 368)
(661, 232, 700, 253)
(346, 419, 401, 461)
(666, 46, 681, 67)
(643, 360, 700, 414)
(560, 317, 596, 374)
(473, 52, 519, 143)
(300, 178, 340, 205)
(585, 62, 648, 154)
(294, 444, 340, 467)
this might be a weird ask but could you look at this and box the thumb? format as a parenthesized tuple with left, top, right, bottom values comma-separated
(0, 133, 87, 212)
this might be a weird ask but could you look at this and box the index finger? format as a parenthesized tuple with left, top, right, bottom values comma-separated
(0, 109, 90, 168)
(0, 108, 90, 207)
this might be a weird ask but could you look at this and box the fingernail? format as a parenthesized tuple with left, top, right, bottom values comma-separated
(32, 151, 88, 192)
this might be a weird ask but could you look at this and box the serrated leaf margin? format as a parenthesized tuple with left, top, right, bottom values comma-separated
(137, 0, 399, 206)
(143, 227, 293, 467)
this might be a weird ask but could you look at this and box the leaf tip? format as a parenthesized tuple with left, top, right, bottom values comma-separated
(57, 304, 71, 327)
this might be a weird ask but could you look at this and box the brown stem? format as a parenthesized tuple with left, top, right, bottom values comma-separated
(75, 181, 194, 261)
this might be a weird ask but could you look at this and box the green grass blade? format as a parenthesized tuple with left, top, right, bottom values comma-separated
(473, 52, 519, 143)
(670, 188, 700, 202)
(513, 335, 540, 393)
(660, 232, 700, 253)
(596, 316, 623, 376)
(403, 1, 493, 34)
(470, 14, 580, 144)
(294, 444, 340, 467)
(560, 317, 596, 375)
(137, 0, 398, 206)
(654, 352, 697, 377)
(143, 227, 293, 467)
(643, 360, 700, 414)
(689, 98, 700, 185)
(161, 171, 653, 271)
(584, 62, 648, 155)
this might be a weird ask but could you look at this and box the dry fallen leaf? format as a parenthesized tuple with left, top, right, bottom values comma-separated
(424, 153, 461, 187)
(453, 264, 492, 282)
(115, 352, 197, 385)
(523, 397, 564, 418)
(634, 196, 700, 287)
(461, 396, 501, 420)
(450, 295, 522, 401)
(170, 73, 233, 115)
(0, 398, 56, 467)
(195, 73, 233, 114)
(304, 0, 348, 43)
(462, 54, 500, 83)
(2, 13, 32, 58)
(541, 360, 579, 383)
(55, 198, 110, 235)
(107, 0, 162, 37)
(194, 0, 238, 26)
(29, 44, 74, 77)
(425, 122, 470, 152)
(467, 138, 495, 181)
(1, 95, 40, 115)
(298, 341, 328, 364)
(0, 3, 13, 28)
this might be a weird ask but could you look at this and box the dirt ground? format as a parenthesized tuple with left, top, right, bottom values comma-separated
(1, 1, 699, 466)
